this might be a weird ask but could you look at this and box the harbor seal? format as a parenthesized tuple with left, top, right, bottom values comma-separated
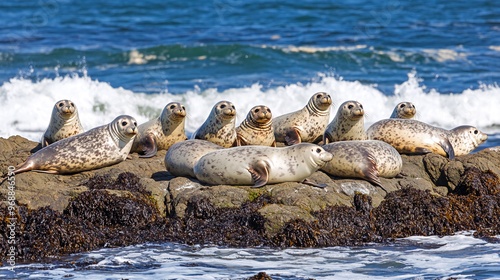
(273, 92, 332, 145)
(236, 105, 276, 147)
(164, 139, 223, 178)
(14, 115, 138, 175)
(131, 102, 187, 157)
(390, 102, 416, 119)
(448, 125, 488, 156)
(321, 140, 402, 192)
(323, 100, 367, 144)
(193, 143, 333, 188)
(366, 119, 455, 159)
(192, 100, 237, 148)
(41, 99, 84, 147)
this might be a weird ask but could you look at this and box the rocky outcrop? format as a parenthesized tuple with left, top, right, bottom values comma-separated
(0, 135, 499, 262)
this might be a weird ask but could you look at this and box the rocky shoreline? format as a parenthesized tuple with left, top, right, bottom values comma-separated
(1, 135, 500, 264)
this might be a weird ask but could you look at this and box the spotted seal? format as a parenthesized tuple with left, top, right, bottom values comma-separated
(164, 139, 223, 178)
(14, 115, 138, 174)
(323, 100, 367, 144)
(273, 92, 332, 145)
(366, 118, 455, 159)
(41, 99, 84, 147)
(448, 125, 488, 156)
(192, 100, 237, 148)
(131, 102, 187, 157)
(236, 105, 276, 147)
(321, 140, 402, 191)
(193, 143, 333, 188)
(390, 102, 416, 119)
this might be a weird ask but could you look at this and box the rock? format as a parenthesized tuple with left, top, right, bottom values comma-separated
(1, 135, 500, 263)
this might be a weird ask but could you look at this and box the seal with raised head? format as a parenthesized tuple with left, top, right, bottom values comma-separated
(14, 115, 138, 175)
(273, 92, 332, 145)
(321, 140, 402, 192)
(164, 139, 223, 178)
(131, 102, 187, 158)
(236, 105, 276, 147)
(193, 143, 333, 188)
(448, 125, 488, 156)
(323, 100, 367, 144)
(366, 118, 455, 159)
(192, 100, 237, 148)
(390, 101, 416, 119)
(41, 99, 84, 147)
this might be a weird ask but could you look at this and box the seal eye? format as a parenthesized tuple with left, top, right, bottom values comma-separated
(232, 105, 235, 110)
(348, 104, 354, 109)
(170, 104, 176, 109)
(400, 104, 406, 108)
(316, 148, 322, 153)
(70, 102, 75, 107)
(254, 109, 260, 113)
(182, 106, 185, 110)
(121, 121, 128, 126)
(134, 122, 137, 126)
(474, 130, 478, 134)
(220, 104, 226, 109)
(359, 104, 363, 109)
(58, 103, 64, 108)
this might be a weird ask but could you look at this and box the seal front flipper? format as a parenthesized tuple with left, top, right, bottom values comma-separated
(248, 160, 270, 188)
(301, 178, 327, 188)
(139, 134, 158, 158)
(284, 128, 301, 146)
(438, 138, 455, 159)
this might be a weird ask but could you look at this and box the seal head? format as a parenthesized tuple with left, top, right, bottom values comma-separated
(236, 105, 276, 146)
(42, 99, 84, 147)
(390, 102, 416, 119)
(448, 125, 488, 156)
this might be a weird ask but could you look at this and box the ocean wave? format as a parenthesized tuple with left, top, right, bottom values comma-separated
(1, 71, 499, 142)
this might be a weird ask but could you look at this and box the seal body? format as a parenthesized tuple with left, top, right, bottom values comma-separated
(390, 102, 416, 119)
(15, 115, 138, 174)
(323, 100, 367, 144)
(236, 105, 276, 147)
(193, 143, 333, 187)
(164, 139, 223, 178)
(273, 92, 332, 145)
(366, 119, 455, 159)
(192, 101, 237, 148)
(321, 140, 402, 189)
(41, 99, 84, 147)
(131, 102, 187, 157)
(448, 125, 488, 156)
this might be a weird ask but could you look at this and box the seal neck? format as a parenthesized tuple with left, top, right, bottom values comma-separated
(241, 118, 272, 131)
(306, 101, 330, 117)
(109, 122, 135, 148)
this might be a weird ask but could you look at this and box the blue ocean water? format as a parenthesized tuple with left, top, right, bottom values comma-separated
(1, 0, 500, 278)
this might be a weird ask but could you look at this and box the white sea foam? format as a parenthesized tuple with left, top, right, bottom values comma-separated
(1, 71, 499, 142)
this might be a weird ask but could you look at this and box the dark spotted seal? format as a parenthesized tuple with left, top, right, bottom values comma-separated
(321, 140, 402, 192)
(41, 99, 84, 147)
(14, 115, 138, 174)
(193, 143, 333, 188)
(390, 102, 416, 119)
(273, 92, 332, 145)
(164, 139, 223, 178)
(236, 105, 276, 147)
(192, 100, 237, 148)
(323, 100, 367, 144)
(131, 102, 187, 157)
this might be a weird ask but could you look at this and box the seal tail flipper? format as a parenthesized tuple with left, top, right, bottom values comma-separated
(13, 160, 35, 175)
(284, 128, 301, 146)
(138, 135, 158, 158)
(248, 160, 270, 188)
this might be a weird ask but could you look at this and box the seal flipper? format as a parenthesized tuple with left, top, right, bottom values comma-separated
(284, 128, 301, 146)
(438, 138, 455, 159)
(139, 134, 158, 158)
(248, 160, 269, 188)
(302, 178, 327, 188)
(358, 152, 389, 193)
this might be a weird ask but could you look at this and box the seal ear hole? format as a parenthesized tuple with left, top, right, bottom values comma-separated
(121, 121, 128, 126)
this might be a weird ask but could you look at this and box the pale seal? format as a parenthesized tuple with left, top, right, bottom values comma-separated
(448, 125, 488, 156)
(131, 102, 188, 157)
(273, 92, 332, 145)
(41, 99, 84, 147)
(14, 115, 138, 175)
(236, 105, 276, 147)
(366, 119, 455, 159)
(390, 102, 416, 119)
(193, 143, 333, 188)
(164, 139, 223, 178)
(323, 100, 367, 144)
(321, 140, 402, 192)
(192, 100, 237, 148)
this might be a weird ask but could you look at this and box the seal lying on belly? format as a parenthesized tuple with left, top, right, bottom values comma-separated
(273, 92, 332, 145)
(164, 139, 223, 178)
(193, 143, 333, 188)
(41, 99, 84, 147)
(14, 115, 138, 175)
(321, 140, 402, 192)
